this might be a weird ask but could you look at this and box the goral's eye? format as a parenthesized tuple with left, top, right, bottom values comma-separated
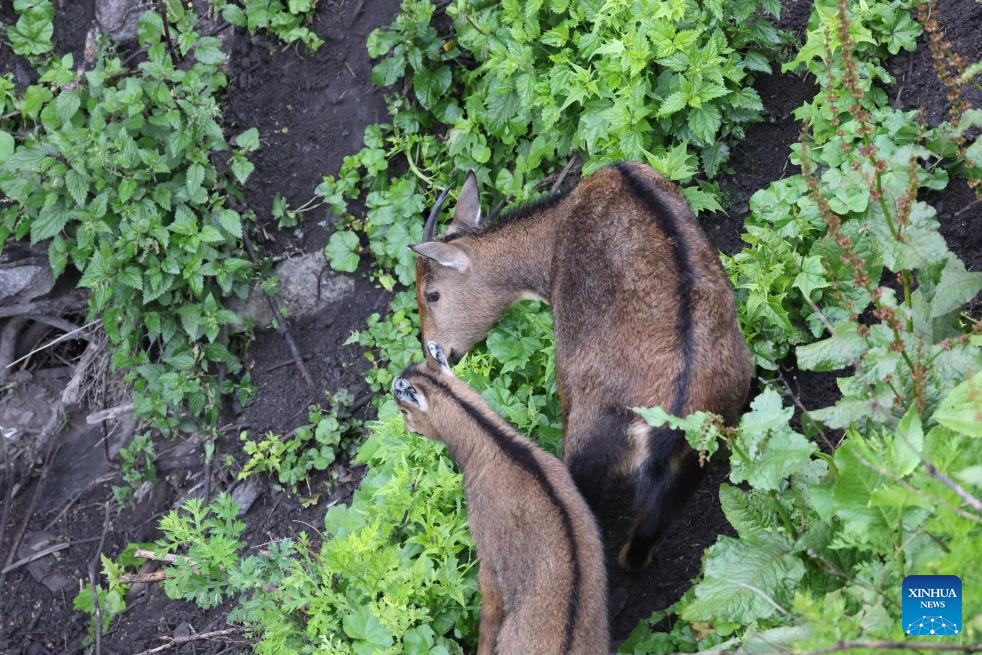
(425, 291, 440, 303)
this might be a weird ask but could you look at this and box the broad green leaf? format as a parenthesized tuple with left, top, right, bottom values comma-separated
(217, 209, 243, 239)
(31, 201, 70, 243)
(657, 90, 686, 116)
(683, 533, 803, 624)
(796, 322, 866, 371)
(0, 131, 14, 164)
(930, 256, 982, 318)
(932, 371, 982, 437)
(325, 230, 360, 273)
(185, 163, 205, 196)
(793, 255, 829, 300)
(54, 90, 80, 123)
(235, 128, 261, 152)
(719, 484, 777, 540)
(64, 169, 89, 205)
(892, 406, 924, 477)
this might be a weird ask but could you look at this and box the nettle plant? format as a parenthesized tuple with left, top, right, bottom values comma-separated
(208, 0, 325, 51)
(318, 0, 788, 286)
(1, 5, 261, 437)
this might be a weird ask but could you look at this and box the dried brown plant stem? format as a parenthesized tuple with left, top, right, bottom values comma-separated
(133, 627, 244, 655)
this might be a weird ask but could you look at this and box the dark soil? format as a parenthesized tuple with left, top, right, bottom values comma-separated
(223, 0, 398, 254)
(1, 0, 979, 653)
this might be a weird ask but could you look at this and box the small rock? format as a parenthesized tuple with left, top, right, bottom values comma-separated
(231, 478, 261, 517)
(0, 260, 54, 305)
(42, 572, 71, 594)
(230, 251, 354, 328)
(19, 531, 54, 584)
(95, 0, 152, 46)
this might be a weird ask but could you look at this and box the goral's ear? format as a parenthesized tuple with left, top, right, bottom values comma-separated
(425, 341, 453, 374)
(449, 170, 481, 233)
(409, 241, 471, 272)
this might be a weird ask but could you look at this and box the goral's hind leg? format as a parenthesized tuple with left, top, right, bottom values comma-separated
(477, 564, 504, 655)
(619, 449, 702, 571)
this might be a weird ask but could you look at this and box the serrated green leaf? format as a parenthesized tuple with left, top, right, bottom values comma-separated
(231, 158, 255, 185)
(235, 128, 260, 152)
(64, 169, 89, 205)
(658, 90, 686, 116)
(31, 201, 70, 243)
(217, 209, 243, 239)
(185, 163, 205, 196)
(54, 90, 80, 123)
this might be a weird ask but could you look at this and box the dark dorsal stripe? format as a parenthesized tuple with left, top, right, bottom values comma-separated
(412, 370, 581, 654)
(613, 163, 694, 415)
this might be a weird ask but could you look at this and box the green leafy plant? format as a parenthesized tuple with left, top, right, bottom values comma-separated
(623, 0, 982, 651)
(209, 0, 324, 51)
(318, 0, 788, 286)
(4, 0, 54, 61)
(1, 4, 261, 436)
(113, 432, 157, 503)
(238, 389, 365, 489)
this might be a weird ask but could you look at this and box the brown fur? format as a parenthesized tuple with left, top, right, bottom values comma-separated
(393, 345, 609, 654)
(412, 162, 753, 569)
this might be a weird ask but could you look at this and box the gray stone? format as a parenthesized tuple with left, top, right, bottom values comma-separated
(42, 572, 72, 593)
(95, 0, 151, 46)
(0, 262, 53, 305)
(231, 478, 261, 517)
(230, 251, 354, 328)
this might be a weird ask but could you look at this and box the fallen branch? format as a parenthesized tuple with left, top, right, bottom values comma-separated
(0, 316, 28, 385)
(240, 227, 314, 388)
(133, 627, 244, 655)
(26, 314, 83, 335)
(135, 548, 197, 566)
(86, 403, 135, 425)
(119, 570, 168, 584)
(0, 292, 86, 319)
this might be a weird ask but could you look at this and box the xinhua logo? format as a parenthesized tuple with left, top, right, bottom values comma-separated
(903, 575, 962, 636)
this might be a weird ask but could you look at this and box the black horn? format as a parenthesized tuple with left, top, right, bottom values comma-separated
(423, 184, 453, 242)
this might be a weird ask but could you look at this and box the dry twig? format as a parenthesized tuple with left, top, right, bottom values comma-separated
(119, 570, 169, 584)
(550, 154, 581, 194)
(133, 627, 244, 655)
(86, 403, 135, 425)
